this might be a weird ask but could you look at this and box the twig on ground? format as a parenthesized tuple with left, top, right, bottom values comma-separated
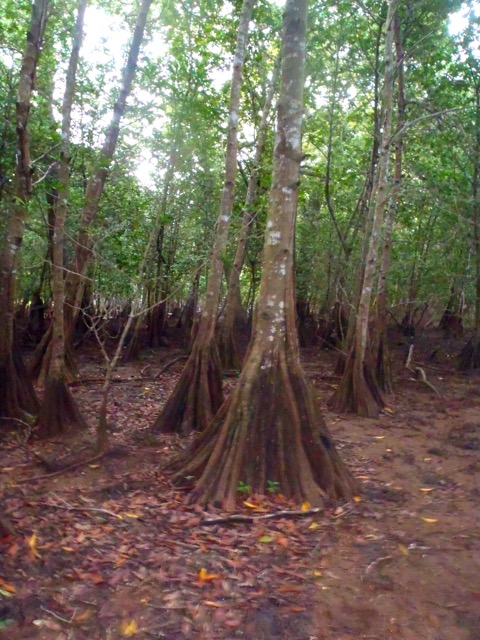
(155, 355, 188, 379)
(14, 452, 109, 484)
(43, 501, 123, 520)
(40, 605, 77, 624)
(405, 345, 442, 397)
(200, 507, 324, 526)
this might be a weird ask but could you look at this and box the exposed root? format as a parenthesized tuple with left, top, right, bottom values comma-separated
(457, 337, 480, 372)
(35, 376, 87, 439)
(151, 340, 223, 436)
(0, 352, 38, 422)
(329, 349, 384, 418)
(168, 352, 357, 511)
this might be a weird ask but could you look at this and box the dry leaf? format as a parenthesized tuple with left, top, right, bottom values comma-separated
(243, 501, 259, 509)
(398, 544, 409, 555)
(198, 568, 221, 583)
(120, 619, 138, 636)
(75, 609, 93, 622)
(308, 522, 319, 530)
(301, 501, 311, 511)
(421, 517, 438, 523)
(374, 436, 386, 440)
(0, 580, 16, 594)
(353, 496, 362, 503)
(420, 488, 434, 493)
(27, 533, 40, 559)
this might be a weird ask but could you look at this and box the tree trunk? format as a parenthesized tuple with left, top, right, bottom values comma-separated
(459, 83, 480, 371)
(217, 54, 280, 370)
(0, 0, 49, 422)
(152, 0, 256, 435)
(334, 17, 384, 376)
(370, 12, 405, 393)
(31, 0, 153, 379)
(330, 0, 399, 417)
(36, 0, 88, 439)
(168, 0, 357, 510)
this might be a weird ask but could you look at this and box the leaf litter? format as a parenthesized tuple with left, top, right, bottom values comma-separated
(1, 342, 479, 639)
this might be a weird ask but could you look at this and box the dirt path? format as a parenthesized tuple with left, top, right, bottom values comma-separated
(1, 343, 479, 639)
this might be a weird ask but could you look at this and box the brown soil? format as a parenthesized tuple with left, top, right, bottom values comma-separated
(0, 330, 479, 639)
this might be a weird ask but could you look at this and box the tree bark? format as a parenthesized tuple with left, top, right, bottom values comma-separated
(370, 12, 405, 392)
(36, 0, 88, 439)
(168, 0, 357, 510)
(31, 0, 153, 379)
(330, 0, 399, 417)
(0, 0, 49, 421)
(458, 82, 480, 370)
(218, 53, 280, 370)
(152, 0, 256, 435)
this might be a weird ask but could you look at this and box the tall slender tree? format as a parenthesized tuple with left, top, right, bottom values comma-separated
(152, 0, 256, 436)
(31, 0, 153, 380)
(168, 0, 357, 510)
(36, 0, 88, 438)
(330, 0, 399, 418)
(0, 0, 49, 422)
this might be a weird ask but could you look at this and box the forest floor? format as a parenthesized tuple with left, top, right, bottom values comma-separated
(1, 328, 480, 640)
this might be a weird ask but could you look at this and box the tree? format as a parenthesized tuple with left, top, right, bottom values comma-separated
(370, 11, 406, 392)
(30, 0, 154, 380)
(217, 52, 280, 370)
(0, 0, 49, 423)
(152, 0, 256, 436)
(329, 0, 399, 418)
(459, 80, 480, 370)
(168, 0, 357, 511)
(36, 0, 88, 438)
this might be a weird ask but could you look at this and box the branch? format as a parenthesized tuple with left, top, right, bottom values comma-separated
(200, 507, 324, 526)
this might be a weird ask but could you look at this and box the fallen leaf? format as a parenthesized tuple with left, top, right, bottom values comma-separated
(421, 517, 438, 523)
(277, 535, 289, 548)
(420, 488, 434, 493)
(27, 533, 40, 559)
(374, 436, 386, 440)
(258, 535, 274, 543)
(74, 609, 93, 622)
(88, 465, 100, 469)
(198, 568, 221, 583)
(277, 584, 302, 593)
(383, 407, 394, 414)
(301, 501, 311, 511)
(353, 496, 362, 503)
(308, 522, 320, 530)
(243, 501, 259, 509)
(0, 580, 16, 594)
(33, 619, 62, 631)
(0, 589, 14, 598)
(398, 544, 409, 555)
(120, 619, 138, 636)
(313, 571, 323, 578)
(202, 600, 223, 608)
